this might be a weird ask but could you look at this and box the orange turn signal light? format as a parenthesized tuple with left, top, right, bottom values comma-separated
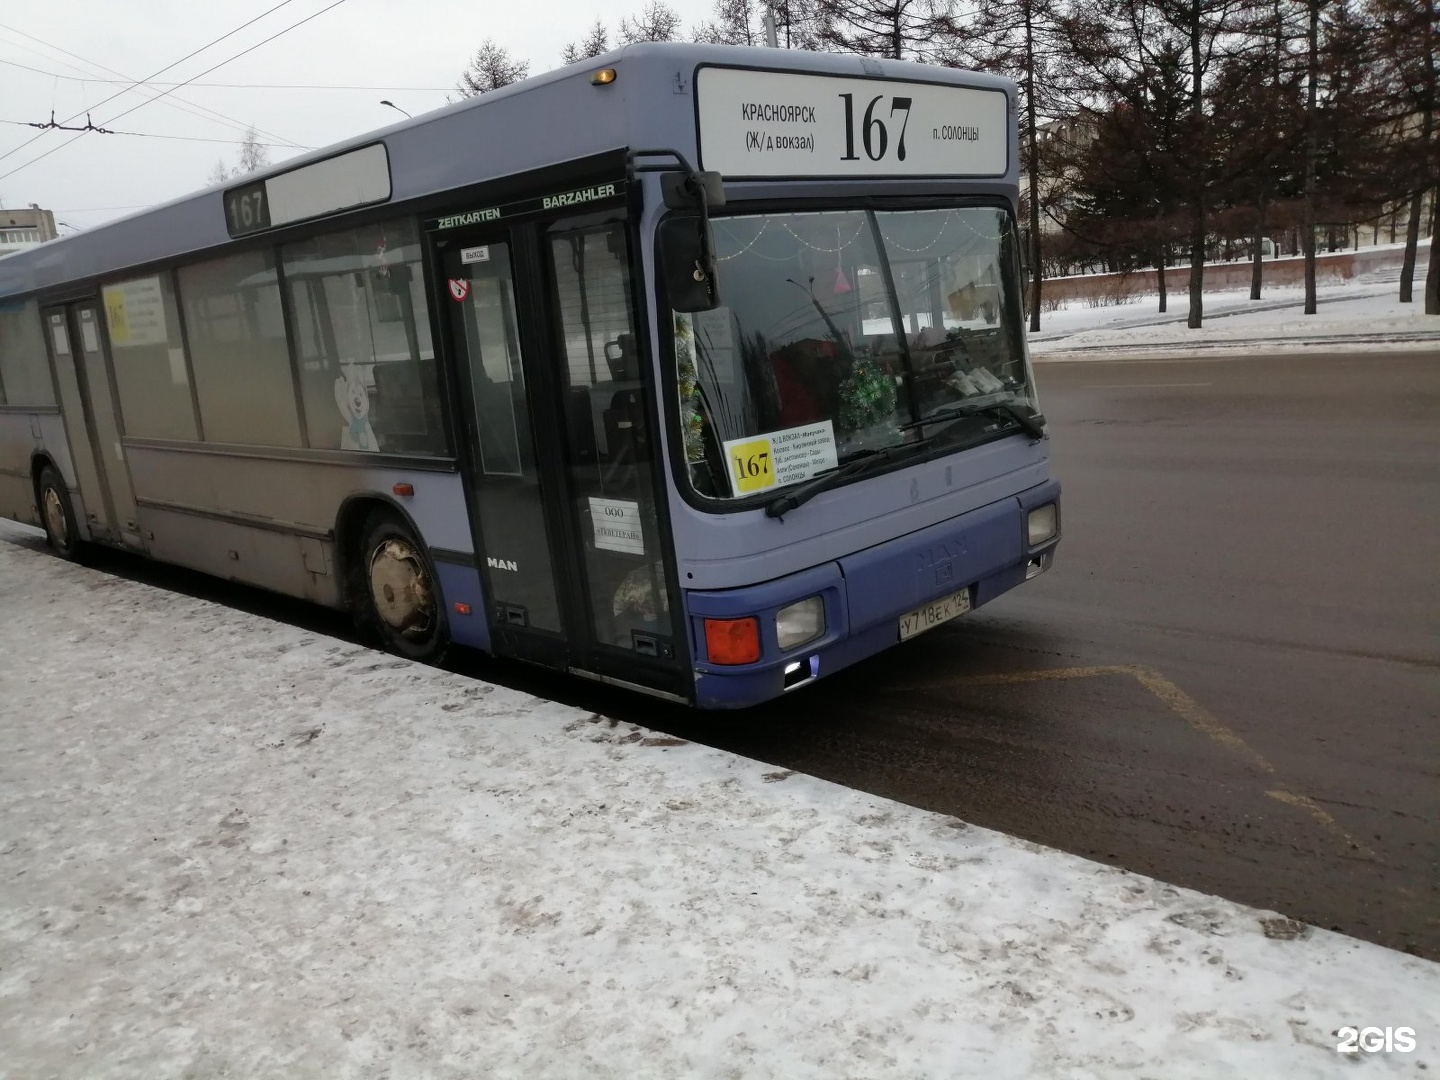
(392, 483, 414, 497)
(453, 602, 472, 616)
(592, 67, 617, 86)
(703, 616, 761, 665)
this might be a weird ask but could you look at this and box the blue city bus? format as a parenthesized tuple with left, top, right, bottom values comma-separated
(0, 43, 1059, 708)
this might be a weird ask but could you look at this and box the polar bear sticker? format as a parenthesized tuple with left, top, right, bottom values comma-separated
(334, 365, 378, 452)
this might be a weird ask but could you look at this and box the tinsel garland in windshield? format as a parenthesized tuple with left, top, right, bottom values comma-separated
(838, 352, 897, 434)
(674, 314, 706, 463)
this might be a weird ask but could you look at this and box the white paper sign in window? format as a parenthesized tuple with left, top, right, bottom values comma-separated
(589, 497, 645, 555)
(697, 67, 1008, 180)
(723, 420, 838, 495)
(102, 277, 168, 348)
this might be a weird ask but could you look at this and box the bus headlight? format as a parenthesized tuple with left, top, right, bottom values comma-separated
(1027, 504, 1057, 546)
(776, 596, 825, 651)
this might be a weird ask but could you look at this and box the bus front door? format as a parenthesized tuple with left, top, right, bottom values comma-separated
(436, 212, 686, 701)
(42, 302, 143, 550)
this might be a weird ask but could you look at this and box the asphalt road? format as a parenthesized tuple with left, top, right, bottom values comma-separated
(647, 348, 1440, 960)
(18, 348, 1438, 959)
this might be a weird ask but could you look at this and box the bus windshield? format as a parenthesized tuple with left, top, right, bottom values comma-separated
(674, 205, 1033, 502)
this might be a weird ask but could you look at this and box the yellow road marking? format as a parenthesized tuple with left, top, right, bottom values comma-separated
(1265, 790, 1376, 859)
(907, 663, 1375, 859)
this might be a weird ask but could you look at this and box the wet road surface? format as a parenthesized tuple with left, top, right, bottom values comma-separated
(15, 349, 1438, 958)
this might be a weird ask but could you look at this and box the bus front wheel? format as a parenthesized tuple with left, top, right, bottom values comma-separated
(355, 509, 449, 664)
(37, 465, 81, 561)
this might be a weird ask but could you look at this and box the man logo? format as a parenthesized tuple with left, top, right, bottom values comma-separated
(486, 557, 518, 572)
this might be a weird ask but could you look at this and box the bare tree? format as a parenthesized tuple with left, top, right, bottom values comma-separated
(205, 127, 270, 184)
(694, 0, 824, 48)
(563, 21, 611, 63)
(454, 39, 529, 99)
(619, 1, 683, 43)
(694, 0, 766, 44)
(812, 0, 960, 62)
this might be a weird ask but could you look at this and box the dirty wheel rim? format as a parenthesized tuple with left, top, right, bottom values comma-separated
(43, 486, 68, 547)
(367, 535, 434, 637)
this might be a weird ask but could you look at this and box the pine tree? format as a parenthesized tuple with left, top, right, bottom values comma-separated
(965, 0, 1069, 330)
(1062, 0, 1252, 328)
(1371, 0, 1438, 311)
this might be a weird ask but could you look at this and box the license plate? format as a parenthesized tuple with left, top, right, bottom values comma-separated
(898, 587, 972, 641)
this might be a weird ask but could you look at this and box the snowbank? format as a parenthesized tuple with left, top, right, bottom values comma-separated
(1, 522, 1435, 1079)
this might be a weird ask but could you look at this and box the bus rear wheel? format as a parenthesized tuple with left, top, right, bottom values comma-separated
(355, 509, 449, 664)
(37, 465, 81, 561)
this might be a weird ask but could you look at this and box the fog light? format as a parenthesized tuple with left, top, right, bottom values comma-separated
(704, 616, 761, 665)
(776, 595, 825, 650)
(1027, 504, 1057, 546)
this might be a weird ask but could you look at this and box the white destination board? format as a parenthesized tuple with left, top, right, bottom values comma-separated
(266, 143, 391, 228)
(697, 67, 1008, 180)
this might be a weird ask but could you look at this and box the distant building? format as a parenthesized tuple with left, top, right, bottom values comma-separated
(0, 205, 58, 257)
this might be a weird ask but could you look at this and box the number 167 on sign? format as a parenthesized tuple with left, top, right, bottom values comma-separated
(727, 437, 774, 493)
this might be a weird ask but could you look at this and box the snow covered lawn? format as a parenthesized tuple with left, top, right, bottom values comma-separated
(0, 521, 1435, 1079)
(1029, 283, 1440, 358)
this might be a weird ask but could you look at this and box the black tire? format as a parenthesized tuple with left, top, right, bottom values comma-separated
(353, 509, 449, 664)
(36, 465, 82, 561)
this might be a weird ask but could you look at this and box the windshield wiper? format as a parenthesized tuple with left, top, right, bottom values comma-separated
(902, 399, 1047, 441)
(764, 442, 927, 519)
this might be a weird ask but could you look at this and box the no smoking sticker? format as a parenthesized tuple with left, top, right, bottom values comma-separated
(448, 278, 470, 302)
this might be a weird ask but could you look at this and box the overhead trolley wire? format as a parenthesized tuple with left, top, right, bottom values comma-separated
(0, 1, 304, 167)
(0, 0, 349, 186)
(0, 117, 300, 148)
(0, 59, 450, 92)
(0, 34, 304, 150)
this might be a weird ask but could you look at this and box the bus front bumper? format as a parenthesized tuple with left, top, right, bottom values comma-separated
(687, 479, 1060, 709)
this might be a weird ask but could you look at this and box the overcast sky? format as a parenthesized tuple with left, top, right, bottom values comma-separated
(0, 0, 719, 231)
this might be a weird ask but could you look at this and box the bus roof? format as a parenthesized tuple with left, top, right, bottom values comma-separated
(0, 43, 1016, 300)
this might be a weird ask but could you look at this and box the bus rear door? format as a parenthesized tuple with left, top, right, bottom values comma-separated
(42, 301, 144, 550)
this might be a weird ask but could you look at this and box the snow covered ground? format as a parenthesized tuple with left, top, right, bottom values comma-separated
(1, 521, 1436, 1079)
(1029, 279, 1440, 359)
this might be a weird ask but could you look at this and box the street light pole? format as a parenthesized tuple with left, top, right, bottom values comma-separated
(379, 100, 411, 119)
(763, 1, 779, 47)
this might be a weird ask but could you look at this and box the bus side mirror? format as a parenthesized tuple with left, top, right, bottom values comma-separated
(661, 171, 726, 210)
(659, 215, 719, 313)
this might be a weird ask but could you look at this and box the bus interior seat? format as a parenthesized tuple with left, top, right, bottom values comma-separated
(605, 333, 639, 381)
(566, 387, 598, 465)
(602, 388, 647, 485)
(371, 358, 443, 452)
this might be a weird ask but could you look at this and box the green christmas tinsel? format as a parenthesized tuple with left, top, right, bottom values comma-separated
(838, 353, 897, 433)
(674, 314, 706, 462)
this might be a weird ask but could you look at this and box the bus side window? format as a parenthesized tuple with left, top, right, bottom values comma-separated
(179, 249, 303, 448)
(0, 298, 53, 407)
(281, 219, 447, 456)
